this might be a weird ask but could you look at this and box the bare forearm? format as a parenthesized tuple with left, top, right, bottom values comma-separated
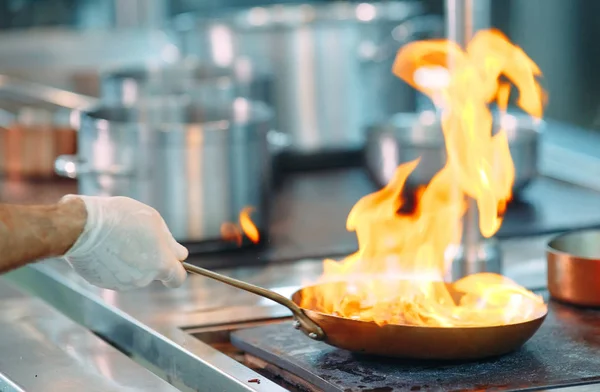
(0, 198, 87, 273)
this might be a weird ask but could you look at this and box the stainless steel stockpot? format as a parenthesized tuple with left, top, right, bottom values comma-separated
(365, 111, 542, 194)
(55, 96, 272, 245)
(99, 59, 272, 110)
(174, 2, 443, 158)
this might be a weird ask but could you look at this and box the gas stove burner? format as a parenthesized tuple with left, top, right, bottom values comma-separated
(181, 231, 268, 256)
(230, 294, 600, 392)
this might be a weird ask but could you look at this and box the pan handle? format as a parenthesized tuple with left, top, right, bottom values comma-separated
(182, 262, 325, 341)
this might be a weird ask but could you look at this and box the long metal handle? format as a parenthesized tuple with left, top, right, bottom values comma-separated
(0, 74, 100, 111)
(182, 262, 325, 340)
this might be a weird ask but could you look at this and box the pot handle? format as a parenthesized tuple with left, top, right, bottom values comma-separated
(358, 14, 444, 63)
(55, 154, 85, 178)
(182, 262, 326, 341)
(55, 155, 134, 178)
(267, 129, 292, 155)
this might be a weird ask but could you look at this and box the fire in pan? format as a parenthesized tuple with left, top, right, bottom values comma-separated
(181, 28, 551, 360)
(183, 262, 547, 360)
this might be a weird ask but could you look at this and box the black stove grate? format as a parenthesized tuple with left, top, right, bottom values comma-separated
(232, 298, 600, 392)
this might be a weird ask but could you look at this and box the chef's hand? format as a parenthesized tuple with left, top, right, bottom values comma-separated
(60, 195, 188, 291)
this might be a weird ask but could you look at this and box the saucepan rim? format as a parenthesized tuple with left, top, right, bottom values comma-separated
(367, 111, 544, 147)
(80, 98, 273, 133)
(547, 228, 600, 261)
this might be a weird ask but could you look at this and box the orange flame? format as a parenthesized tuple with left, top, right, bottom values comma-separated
(220, 206, 260, 245)
(240, 206, 260, 243)
(301, 29, 547, 327)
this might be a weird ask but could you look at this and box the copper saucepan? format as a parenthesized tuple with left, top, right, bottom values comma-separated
(182, 262, 546, 360)
(547, 229, 600, 307)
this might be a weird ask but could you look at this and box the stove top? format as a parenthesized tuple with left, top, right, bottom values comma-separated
(189, 170, 600, 270)
(231, 296, 600, 392)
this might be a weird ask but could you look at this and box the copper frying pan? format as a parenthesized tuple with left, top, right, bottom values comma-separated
(183, 262, 547, 360)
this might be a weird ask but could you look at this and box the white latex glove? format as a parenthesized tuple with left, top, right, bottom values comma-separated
(60, 195, 188, 291)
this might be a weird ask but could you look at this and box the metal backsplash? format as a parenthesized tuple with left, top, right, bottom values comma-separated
(493, 0, 600, 131)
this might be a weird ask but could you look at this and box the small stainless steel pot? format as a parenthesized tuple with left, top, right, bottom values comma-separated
(365, 111, 542, 194)
(55, 96, 272, 245)
(547, 230, 600, 307)
(174, 2, 443, 159)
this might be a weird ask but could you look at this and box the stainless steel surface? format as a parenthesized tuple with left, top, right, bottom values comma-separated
(174, 2, 443, 158)
(445, 0, 492, 282)
(99, 59, 273, 109)
(0, 29, 180, 85)
(8, 233, 555, 391)
(0, 0, 170, 30)
(497, 0, 587, 129)
(365, 111, 541, 193)
(11, 261, 296, 392)
(539, 387, 600, 392)
(55, 96, 272, 244)
(445, 0, 490, 47)
(547, 229, 600, 307)
(100, 60, 236, 107)
(0, 277, 178, 392)
(0, 27, 182, 102)
(539, 120, 600, 192)
(448, 238, 502, 279)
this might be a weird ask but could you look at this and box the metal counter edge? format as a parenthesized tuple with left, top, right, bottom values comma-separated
(8, 262, 286, 392)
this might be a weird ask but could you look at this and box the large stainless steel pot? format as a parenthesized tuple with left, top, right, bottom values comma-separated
(99, 59, 273, 109)
(173, 2, 443, 160)
(55, 96, 272, 246)
(365, 111, 542, 194)
(100, 61, 236, 106)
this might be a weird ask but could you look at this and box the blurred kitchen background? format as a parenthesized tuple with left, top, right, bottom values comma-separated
(4, 2, 600, 390)
(1, 0, 599, 129)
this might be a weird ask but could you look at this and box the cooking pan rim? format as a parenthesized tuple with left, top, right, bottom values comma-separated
(367, 112, 544, 146)
(80, 99, 273, 132)
(547, 228, 600, 261)
(291, 281, 548, 331)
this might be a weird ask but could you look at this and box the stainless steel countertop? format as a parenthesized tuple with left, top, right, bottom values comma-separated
(0, 277, 179, 392)
(6, 233, 562, 392)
